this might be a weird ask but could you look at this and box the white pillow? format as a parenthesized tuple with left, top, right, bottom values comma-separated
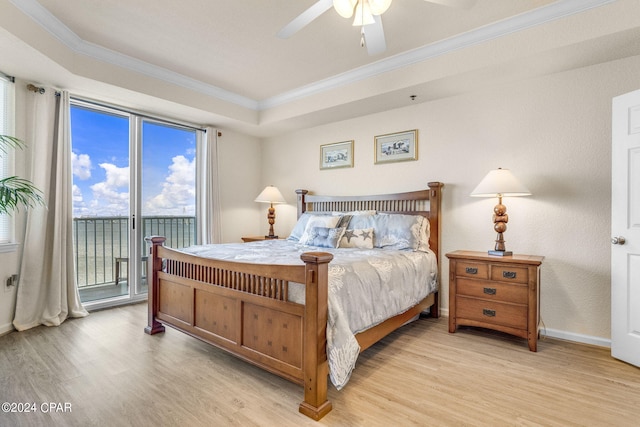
(287, 212, 330, 241)
(348, 213, 430, 251)
(298, 215, 342, 243)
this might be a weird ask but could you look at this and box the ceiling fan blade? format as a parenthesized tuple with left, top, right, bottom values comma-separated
(363, 16, 386, 56)
(423, 0, 476, 9)
(277, 0, 334, 39)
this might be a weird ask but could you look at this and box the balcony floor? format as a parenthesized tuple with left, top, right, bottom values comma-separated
(79, 280, 148, 303)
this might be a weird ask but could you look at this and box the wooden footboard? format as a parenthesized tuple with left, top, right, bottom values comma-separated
(144, 236, 334, 420)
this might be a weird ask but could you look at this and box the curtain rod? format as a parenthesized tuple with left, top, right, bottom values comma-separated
(26, 83, 46, 94)
(70, 95, 209, 133)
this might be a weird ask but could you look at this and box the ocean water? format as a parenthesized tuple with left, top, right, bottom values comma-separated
(73, 216, 195, 287)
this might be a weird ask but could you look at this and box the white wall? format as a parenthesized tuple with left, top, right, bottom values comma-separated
(261, 54, 640, 344)
(215, 128, 263, 243)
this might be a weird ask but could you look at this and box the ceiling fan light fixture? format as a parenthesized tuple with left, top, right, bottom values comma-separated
(333, 0, 358, 18)
(352, 1, 375, 26)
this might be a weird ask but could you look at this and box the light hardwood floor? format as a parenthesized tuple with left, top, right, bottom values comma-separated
(1, 303, 639, 426)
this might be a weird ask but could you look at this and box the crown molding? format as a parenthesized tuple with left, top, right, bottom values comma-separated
(9, 0, 259, 110)
(10, 0, 617, 112)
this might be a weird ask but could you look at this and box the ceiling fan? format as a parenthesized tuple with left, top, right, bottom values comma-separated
(277, 0, 477, 56)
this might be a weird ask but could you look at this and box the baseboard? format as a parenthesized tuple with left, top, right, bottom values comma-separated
(543, 327, 611, 348)
(438, 310, 610, 348)
(0, 321, 15, 337)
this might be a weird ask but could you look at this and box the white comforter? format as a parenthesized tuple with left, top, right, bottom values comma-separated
(179, 239, 438, 389)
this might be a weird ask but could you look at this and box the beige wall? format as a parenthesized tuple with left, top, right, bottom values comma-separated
(0, 248, 20, 333)
(261, 54, 640, 344)
(216, 129, 263, 243)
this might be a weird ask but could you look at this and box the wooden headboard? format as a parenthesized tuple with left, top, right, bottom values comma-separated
(295, 182, 443, 261)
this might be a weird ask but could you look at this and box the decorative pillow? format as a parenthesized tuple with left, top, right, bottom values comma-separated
(339, 228, 374, 249)
(347, 213, 430, 251)
(300, 226, 346, 248)
(335, 214, 352, 229)
(298, 215, 342, 243)
(417, 216, 431, 252)
(287, 212, 330, 241)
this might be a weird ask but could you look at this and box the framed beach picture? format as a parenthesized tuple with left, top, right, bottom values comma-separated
(374, 129, 418, 164)
(320, 140, 354, 170)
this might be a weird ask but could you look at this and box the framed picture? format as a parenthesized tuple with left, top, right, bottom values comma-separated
(320, 140, 354, 170)
(374, 129, 418, 164)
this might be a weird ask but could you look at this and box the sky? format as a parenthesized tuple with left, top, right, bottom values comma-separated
(70, 105, 196, 218)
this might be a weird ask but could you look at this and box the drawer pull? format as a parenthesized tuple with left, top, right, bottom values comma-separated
(503, 271, 517, 279)
(483, 287, 497, 295)
(465, 267, 478, 274)
(483, 309, 496, 317)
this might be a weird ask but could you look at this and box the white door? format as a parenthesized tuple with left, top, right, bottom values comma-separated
(611, 90, 640, 367)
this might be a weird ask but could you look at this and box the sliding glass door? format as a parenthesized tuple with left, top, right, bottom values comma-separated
(71, 104, 130, 303)
(138, 119, 197, 295)
(70, 102, 198, 307)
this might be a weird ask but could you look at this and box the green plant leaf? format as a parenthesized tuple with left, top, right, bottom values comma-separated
(0, 176, 45, 215)
(0, 135, 25, 154)
(0, 135, 45, 214)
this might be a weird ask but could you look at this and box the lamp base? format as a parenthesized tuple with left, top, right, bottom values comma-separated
(264, 235, 279, 239)
(488, 250, 513, 257)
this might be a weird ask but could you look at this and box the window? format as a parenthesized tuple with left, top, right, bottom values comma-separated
(70, 99, 200, 305)
(0, 74, 15, 249)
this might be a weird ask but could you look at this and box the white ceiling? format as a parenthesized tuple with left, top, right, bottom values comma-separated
(1, 0, 639, 136)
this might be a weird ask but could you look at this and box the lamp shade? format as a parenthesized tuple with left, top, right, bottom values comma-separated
(470, 168, 531, 198)
(254, 186, 286, 204)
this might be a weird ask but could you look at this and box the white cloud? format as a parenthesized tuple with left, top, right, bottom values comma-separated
(89, 163, 130, 216)
(145, 155, 195, 216)
(72, 184, 84, 204)
(72, 184, 91, 217)
(75, 156, 195, 217)
(71, 152, 92, 180)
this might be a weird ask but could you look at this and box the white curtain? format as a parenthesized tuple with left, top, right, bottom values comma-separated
(197, 127, 222, 244)
(13, 89, 87, 331)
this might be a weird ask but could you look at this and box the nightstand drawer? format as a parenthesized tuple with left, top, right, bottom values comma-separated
(455, 261, 489, 279)
(490, 265, 528, 284)
(457, 296, 528, 330)
(457, 278, 528, 304)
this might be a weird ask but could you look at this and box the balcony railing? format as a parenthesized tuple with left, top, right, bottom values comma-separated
(73, 216, 196, 288)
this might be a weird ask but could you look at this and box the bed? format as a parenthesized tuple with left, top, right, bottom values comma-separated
(144, 182, 443, 420)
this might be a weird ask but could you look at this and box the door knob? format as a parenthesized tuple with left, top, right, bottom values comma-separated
(611, 236, 626, 245)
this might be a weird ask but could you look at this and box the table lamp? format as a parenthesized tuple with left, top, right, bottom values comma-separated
(471, 168, 531, 256)
(255, 185, 286, 239)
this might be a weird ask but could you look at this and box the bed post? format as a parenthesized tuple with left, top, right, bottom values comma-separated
(299, 251, 334, 420)
(296, 189, 308, 218)
(144, 236, 166, 335)
(427, 182, 443, 319)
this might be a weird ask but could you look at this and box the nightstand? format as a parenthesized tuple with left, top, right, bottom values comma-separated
(241, 236, 281, 242)
(446, 250, 544, 351)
